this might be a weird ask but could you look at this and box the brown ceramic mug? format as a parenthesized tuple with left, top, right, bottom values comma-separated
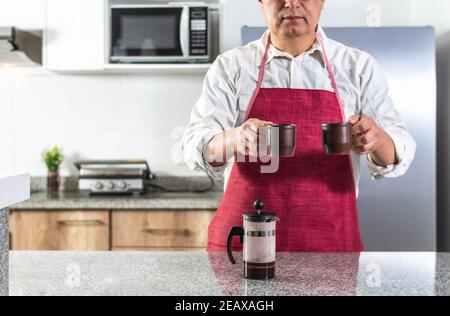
(259, 124, 297, 158)
(322, 122, 352, 155)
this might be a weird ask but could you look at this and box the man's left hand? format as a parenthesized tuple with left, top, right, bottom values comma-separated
(348, 115, 398, 166)
(348, 115, 383, 155)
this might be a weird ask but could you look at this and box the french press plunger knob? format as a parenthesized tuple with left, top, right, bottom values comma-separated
(254, 200, 264, 215)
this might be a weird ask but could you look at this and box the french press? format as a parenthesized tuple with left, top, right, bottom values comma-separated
(227, 200, 279, 280)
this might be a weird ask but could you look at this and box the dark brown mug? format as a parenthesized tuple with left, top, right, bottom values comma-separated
(259, 124, 297, 158)
(322, 122, 352, 155)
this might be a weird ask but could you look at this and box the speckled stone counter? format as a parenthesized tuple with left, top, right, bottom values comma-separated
(9, 251, 450, 296)
(11, 176, 223, 210)
(0, 173, 30, 296)
(0, 208, 8, 296)
(11, 190, 223, 210)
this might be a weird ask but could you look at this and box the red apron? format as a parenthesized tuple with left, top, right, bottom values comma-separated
(208, 33, 363, 252)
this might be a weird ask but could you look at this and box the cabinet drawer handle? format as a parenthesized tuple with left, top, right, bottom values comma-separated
(143, 228, 191, 236)
(57, 219, 106, 227)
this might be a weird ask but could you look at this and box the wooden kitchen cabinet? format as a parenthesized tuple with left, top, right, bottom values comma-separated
(9, 209, 216, 251)
(9, 210, 110, 251)
(112, 210, 215, 251)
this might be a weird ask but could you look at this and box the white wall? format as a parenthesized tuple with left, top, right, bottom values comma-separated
(0, 69, 204, 176)
(2, 0, 450, 177)
(0, 0, 205, 176)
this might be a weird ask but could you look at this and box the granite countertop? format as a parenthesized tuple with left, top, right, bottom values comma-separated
(11, 176, 223, 210)
(12, 190, 223, 210)
(0, 209, 8, 296)
(1, 173, 30, 296)
(8, 251, 450, 296)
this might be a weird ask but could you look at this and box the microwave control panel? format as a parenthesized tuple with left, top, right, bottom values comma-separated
(189, 7, 208, 56)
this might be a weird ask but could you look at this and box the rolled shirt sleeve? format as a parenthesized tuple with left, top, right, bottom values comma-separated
(360, 56, 417, 179)
(182, 54, 239, 178)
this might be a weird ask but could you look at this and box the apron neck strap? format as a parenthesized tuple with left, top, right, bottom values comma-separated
(257, 34, 273, 92)
(245, 31, 346, 122)
(314, 32, 346, 120)
(244, 35, 272, 121)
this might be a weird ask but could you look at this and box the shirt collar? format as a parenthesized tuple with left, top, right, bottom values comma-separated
(255, 25, 329, 68)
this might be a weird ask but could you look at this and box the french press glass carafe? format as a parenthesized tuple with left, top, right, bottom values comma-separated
(227, 200, 279, 280)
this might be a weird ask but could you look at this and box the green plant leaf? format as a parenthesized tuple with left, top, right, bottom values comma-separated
(42, 146, 64, 172)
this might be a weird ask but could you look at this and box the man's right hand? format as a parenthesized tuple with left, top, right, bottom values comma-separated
(204, 118, 273, 167)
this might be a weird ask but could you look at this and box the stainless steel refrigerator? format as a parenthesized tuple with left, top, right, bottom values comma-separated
(242, 26, 437, 251)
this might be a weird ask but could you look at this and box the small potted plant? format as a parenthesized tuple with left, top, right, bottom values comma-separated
(42, 146, 64, 194)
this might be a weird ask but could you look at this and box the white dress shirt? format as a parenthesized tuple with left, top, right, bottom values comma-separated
(182, 26, 416, 194)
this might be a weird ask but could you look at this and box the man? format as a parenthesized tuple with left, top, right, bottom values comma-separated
(183, 0, 416, 252)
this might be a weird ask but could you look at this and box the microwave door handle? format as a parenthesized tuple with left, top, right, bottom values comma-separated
(180, 6, 189, 57)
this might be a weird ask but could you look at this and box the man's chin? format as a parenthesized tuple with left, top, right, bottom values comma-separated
(280, 27, 310, 38)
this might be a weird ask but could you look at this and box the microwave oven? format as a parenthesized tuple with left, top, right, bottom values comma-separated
(108, 2, 211, 63)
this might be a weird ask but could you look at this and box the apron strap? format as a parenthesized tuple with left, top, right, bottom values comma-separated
(244, 31, 346, 122)
(244, 34, 272, 121)
(315, 33, 346, 121)
(316, 33, 356, 189)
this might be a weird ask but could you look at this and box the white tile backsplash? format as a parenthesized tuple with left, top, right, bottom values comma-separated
(120, 130, 199, 177)
(0, 72, 14, 132)
(0, 69, 204, 177)
(0, 132, 14, 175)
(119, 75, 203, 132)
(13, 73, 121, 133)
(14, 131, 123, 176)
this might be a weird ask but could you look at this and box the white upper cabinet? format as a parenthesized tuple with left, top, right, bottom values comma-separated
(45, 0, 106, 71)
(0, 0, 46, 29)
